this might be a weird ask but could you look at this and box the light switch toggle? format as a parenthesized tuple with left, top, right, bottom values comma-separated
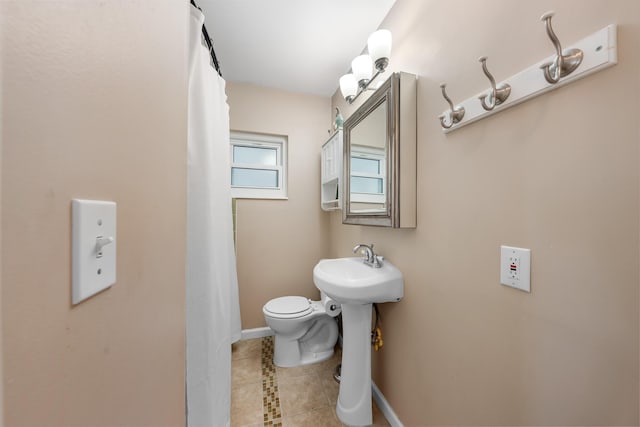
(95, 236, 114, 258)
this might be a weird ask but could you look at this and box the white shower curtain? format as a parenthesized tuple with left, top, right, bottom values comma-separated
(186, 5, 242, 427)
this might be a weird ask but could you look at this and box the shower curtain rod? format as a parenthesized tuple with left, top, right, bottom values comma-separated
(190, 0, 223, 77)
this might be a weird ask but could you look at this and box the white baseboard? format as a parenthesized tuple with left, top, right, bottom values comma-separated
(240, 327, 274, 340)
(372, 381, 403, 427)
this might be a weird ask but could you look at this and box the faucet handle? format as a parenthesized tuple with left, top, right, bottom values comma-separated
(369, 244, 380, 263)
(371, 255, 384, 268)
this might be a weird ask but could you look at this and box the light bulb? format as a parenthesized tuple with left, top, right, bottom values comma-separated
(351, 55, 373, 88)
(339, 74, 357, 102)
(367, 29, 392, 71)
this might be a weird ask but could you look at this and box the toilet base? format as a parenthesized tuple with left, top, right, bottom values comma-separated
(268, 309, 339, 368)
(273, 333, 335, 367)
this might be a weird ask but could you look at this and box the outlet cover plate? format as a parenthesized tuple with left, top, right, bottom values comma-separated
(500, 245, 531, 293)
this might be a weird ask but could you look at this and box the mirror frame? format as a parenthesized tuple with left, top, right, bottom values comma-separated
(343, 72, 417, 228)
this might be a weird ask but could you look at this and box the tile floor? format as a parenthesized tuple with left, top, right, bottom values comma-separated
(231, 336, 390, 427)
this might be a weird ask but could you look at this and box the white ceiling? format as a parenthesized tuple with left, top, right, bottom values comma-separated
(197, 0, 397, 97)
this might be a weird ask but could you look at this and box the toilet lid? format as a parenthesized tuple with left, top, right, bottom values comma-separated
(264, 296, 312, 318)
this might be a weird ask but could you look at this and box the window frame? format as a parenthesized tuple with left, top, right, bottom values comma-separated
(349, 145, 386, 204)
(230, 131, 288, 200)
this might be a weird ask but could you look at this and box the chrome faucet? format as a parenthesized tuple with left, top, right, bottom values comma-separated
(352, 243, 384, 268)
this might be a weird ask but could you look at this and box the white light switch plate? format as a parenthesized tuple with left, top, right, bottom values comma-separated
(72, 199, 117, 304)
(500, 245, 530, 293)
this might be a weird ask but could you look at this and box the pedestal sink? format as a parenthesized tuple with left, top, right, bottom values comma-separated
(313, 257, 403, 426)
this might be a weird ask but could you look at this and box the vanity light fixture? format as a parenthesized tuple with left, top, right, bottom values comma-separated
(339, 29, 392, 104)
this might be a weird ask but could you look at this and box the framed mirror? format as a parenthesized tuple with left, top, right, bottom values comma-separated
(343, 72, 416, 228)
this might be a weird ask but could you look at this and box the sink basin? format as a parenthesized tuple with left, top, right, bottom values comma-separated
(313, 257, 403, 305)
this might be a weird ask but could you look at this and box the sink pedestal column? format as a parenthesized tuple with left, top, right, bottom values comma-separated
(336, 303, 372, 426)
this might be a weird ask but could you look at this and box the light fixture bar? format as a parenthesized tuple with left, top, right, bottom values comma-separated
(339, 29, 392, 104)
(345, 68, 384, 104)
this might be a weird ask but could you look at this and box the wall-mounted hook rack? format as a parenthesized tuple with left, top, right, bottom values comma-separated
(438, 83, 465, 129)
(478, 56, 511, 111)
(439, 19, 617, 133)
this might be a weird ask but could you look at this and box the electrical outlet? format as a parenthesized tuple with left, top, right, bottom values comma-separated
(509, 255, 520, 279)
(501, 245, 530, 292)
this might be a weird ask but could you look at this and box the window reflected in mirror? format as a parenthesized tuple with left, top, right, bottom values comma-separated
(348, 98, 387, 214)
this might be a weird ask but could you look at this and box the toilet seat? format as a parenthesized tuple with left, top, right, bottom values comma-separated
(263, 296, 312, 319)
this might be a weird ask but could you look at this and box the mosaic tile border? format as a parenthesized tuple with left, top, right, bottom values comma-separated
(261, 336, 282, 426)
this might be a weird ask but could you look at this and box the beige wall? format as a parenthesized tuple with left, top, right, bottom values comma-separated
(227, 82, 331, 328)
(331, 0, 640, 425)
(1, 2, 187, 426)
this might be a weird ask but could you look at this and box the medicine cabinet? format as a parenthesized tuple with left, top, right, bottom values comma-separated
(343, 72, 416, 228)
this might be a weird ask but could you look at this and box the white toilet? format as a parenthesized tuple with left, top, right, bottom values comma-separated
(263, 292, 340, 367)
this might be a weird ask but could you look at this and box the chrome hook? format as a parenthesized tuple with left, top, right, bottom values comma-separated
(477, 56, 511, 111)
(539, 11, 583, 84)
(438, 83, 465, 129)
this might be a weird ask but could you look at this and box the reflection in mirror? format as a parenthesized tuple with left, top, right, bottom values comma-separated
(350, 100, 387, 214)
(343, 72, 416, 228)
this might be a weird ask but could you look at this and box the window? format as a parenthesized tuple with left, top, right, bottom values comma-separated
(350, 145, 385, 204)
(230, 131, 287, 199)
